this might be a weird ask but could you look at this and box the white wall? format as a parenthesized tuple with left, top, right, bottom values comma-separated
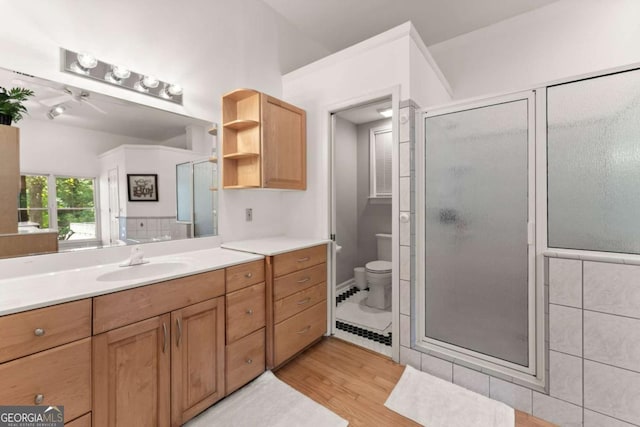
(281, 23, 450, 239)
(429, 0, 640, 99)
(19, 119, 155, 177)
(0, 0, 327, 243)
(334, 116, 358, 284)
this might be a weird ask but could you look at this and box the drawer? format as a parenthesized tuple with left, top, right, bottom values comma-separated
(274, 262, 327, 300)
(274, 301, 326, 367)
(273, 245, 327, 277)
(226, 328, 265, 394)
(0, 299, 91, 363)
(66, 413, 91, 427)
(94, 269, 225, 333)
(0, 338, 92, 422)
(226, 259, 265, 293)
(274, 282, 326, 324)
(226, 282, 266, 343)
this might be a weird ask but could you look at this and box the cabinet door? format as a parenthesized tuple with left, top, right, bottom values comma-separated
(261, 95, 306, 190)
(171, 297, 225, 426)
(93, 315, 171, 427)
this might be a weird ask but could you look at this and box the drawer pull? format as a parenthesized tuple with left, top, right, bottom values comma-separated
(246, 358, 253, 365)
(245, 272, 253, 278)
(34, 394, 44, 405)
(176, 318, 182, 347)
(297, 257, 310, 263)
(34, 328, 45, 337)
(297, 297, 311, 306)
(246, 309, 254, 315)
(162, 323, 168, 354)
(296, 277, 311, 284)
(296, 325, 311, 335)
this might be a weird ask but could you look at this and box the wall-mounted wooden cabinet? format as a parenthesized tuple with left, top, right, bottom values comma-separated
(222, 89, 306, 190)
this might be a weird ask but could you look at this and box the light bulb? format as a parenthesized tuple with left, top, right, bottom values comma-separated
(142, 75, 159, 89)
(167, 84, 183, 96)
(112, 65, 130, 80)
(77, 52, 97, 69)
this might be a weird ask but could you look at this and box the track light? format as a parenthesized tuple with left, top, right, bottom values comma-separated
(61, 48, 183, 105)
(47, 104, 66, 120)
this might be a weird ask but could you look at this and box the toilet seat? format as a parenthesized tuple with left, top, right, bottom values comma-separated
(365, 260, 392, 273)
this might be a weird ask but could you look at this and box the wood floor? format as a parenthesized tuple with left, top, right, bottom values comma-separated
(274, 337, 555, 427)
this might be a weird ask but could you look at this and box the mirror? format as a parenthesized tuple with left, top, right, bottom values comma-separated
(0, 67, 218, 259)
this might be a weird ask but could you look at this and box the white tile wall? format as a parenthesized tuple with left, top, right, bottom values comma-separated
(399, 218, 410, 246)
(532, 392, 583, 427)
(489, 377, 533, 414)
(400, 279, 410, 315)
(399, 177, 410, 212)
(549, 258, 582, 308)
(453, 364, 489, 396)
(549, 304, 582, 357)
(584, 410, 637, 427)
(399, 345, 421, 370)
(400, 245, 410, 281)
(421, 353, 453, 382)
(584, 262, 640, 319)
(584, 360, 640, 425)
(399, 142, 411, 177)
(549, 351, 582, 406)
(400, 314, 411, 347)
(399, 108, 411, 143)
(584, 310, 640, 372)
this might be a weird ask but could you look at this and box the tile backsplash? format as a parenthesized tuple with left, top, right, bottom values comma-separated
(118, 216, 190, 243)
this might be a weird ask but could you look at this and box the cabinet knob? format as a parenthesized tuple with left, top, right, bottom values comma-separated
(297, 257, 310, 263)
(34, 394, 44, 405)
(245, 272, 253, 278)
(34, 328, 45, 337)
(246, 309, 254, 315)
(245, 358, 253, 365)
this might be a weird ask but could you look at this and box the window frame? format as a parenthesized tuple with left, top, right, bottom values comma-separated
(18, 173, 101, 248)
(369, 125, 393, 199)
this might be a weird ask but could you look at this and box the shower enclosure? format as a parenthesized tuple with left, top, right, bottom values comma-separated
(176, 159, 218, 238)
(417, 91, 536, 375)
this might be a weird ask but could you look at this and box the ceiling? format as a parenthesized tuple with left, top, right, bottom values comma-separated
(263, 0, 559, 72)
(335, 98, 392, 125)
(0, 68, 210, 142)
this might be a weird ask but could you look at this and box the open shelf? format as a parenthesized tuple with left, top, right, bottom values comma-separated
(223, 119, 259, 130)
(223, 152, 260, 160)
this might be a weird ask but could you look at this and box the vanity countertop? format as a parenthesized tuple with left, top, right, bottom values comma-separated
(0, 247, 263, 316)
(220, 236, 330, 256)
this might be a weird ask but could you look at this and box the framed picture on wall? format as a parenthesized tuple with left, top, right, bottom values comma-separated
(127, 174, 158, 202)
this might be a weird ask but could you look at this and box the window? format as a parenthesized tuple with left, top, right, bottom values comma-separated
(370, 126, 392, 198)
(19, 174, 98, 243)
(547, 68, 640, 254)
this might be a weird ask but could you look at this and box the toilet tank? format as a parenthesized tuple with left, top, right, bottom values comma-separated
(376, 233, 392, 262)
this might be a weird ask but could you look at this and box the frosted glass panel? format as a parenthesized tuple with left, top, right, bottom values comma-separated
(424, 100, 530, 366)
(176, 162, 191, 222)
(193, 161, 215, 237)
(548, 69, 640, 254)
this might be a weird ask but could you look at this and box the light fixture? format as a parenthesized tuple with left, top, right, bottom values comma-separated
(70, 52, 98, 75)
(159, 83, 183, 99)
(60, 48, 183, 105)
(377, 108, 393, 118)
(105, 65, 131, 84)
(134, 75, 160, 93)
(47, 104, 66, 120)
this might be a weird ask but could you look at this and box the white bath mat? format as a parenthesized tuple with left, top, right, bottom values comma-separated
(385, 365, 514, 427)
(336, 299, 391, 332)
(185, 370, 348, 427)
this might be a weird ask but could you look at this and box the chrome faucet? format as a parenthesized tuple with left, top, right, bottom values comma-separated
(119, 246, 149, 267)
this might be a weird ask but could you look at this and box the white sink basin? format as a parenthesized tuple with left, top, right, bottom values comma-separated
(97, 262, 190, 282)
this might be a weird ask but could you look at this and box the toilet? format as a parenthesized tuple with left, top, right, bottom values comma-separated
(365, 233, 392, 310)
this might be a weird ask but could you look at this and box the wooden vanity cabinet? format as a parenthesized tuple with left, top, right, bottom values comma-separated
(0, 299, 92, 425)
(92, 270, 226, 427)
(222, 89, 306, 190)
(266, 245, 328, 368)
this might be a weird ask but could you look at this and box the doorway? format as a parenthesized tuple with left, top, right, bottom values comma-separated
(329, 94, 398, 357)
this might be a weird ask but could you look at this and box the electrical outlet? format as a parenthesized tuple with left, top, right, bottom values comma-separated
(245, 208, 253, 222)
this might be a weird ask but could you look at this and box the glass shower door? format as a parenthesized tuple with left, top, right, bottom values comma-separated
(420, 93, 535, 371)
